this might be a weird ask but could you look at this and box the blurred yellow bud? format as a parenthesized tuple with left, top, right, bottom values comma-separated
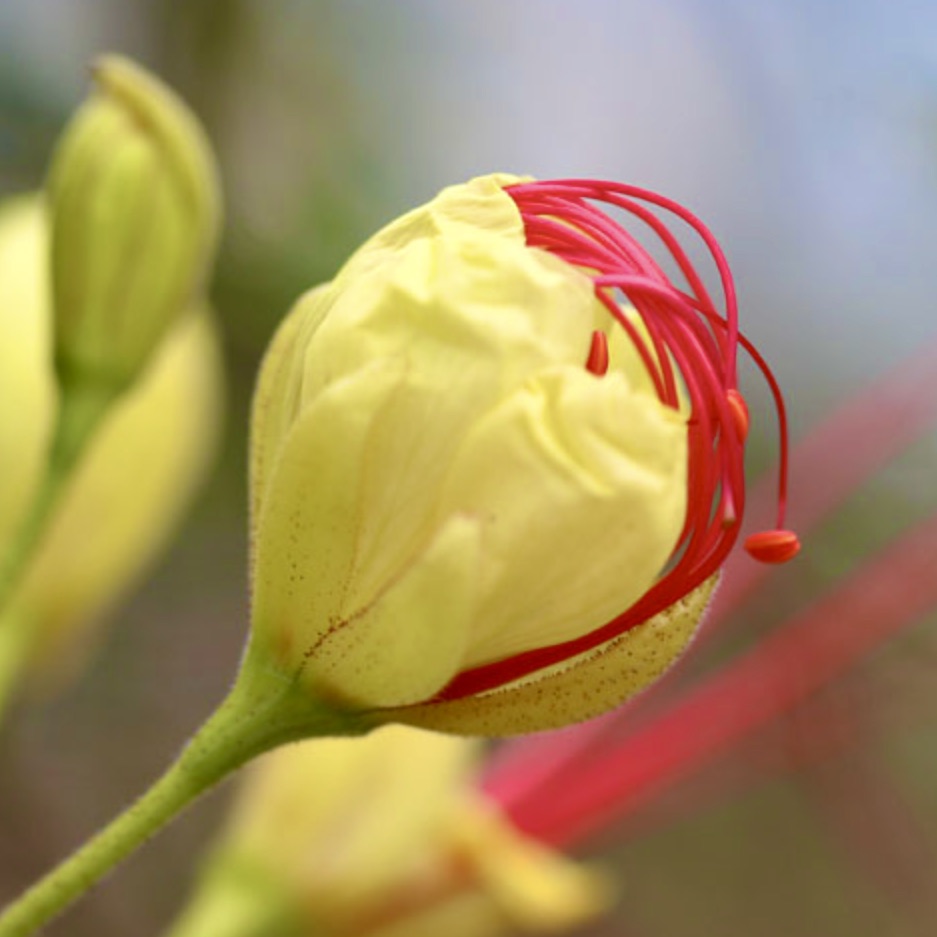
(0, 196, 53, 554)
(47, 54, 220, 393)
(167, 726, 610, 937)
(0, 194, 223, 691)
(245, 174, 698, 732)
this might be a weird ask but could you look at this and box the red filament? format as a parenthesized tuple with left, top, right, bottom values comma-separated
(726, 388, 750, 442)
(434, 178, 798, 702)
(585, 330, 610, 376)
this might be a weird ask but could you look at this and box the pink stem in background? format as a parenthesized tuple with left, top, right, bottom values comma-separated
(488, 509, 937, 848)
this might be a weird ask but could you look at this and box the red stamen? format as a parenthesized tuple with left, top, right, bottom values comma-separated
(431, 179, 798, 702)
(585, 330, 609, 376)
(744, 529, 801, 564)
(726, 388, 750, 442)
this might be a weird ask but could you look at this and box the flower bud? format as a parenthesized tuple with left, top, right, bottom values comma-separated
(0, 195, 223, 690)
(245, 174, 794, 735)
(47, 54, 220, 393)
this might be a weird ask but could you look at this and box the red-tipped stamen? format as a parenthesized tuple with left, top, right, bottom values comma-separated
(715, 339, 937, 619)
(744, 529, 802, 564)
(432, 179, 797, 702)
(585, 330, 609, 376)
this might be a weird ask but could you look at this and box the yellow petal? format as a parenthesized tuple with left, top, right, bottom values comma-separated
(299, 231, 599, 417)
(437, 366, 686, 667)
(249, 283, 333, 540)
(253, 362, 481, 705)
(303, 515, 481, 708)
(334, 173, 530, 289)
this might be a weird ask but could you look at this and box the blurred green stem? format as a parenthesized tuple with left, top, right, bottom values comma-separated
(0, 381, 116, 618)
(0, 663, 361, 937)
(164, 856, 307, 937)
(0, 612, 31, 727)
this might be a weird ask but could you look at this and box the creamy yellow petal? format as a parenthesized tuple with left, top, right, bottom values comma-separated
(254, 362, 483, 703)
(303, 516, 480, 708)
(334, 173, 530, 289)
(300, 231, 599, 412)
(249, 283, 333, 537)
(437, 366, 686, 667)
(252, 361, 408, 666)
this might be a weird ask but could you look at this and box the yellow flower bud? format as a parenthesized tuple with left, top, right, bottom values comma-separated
(245, 174, 704, 733)
(167, 727, 610, 937)
(0, 195, 223, 690)
(47, 54, 220, 392)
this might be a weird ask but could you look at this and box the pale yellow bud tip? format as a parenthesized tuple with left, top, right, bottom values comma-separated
(49, 54, 221, 392)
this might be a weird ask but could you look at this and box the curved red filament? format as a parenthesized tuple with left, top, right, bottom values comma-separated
(434, 178, 799, 702)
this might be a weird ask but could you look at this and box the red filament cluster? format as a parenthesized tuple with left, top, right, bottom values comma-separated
(435, 178, 798, 702)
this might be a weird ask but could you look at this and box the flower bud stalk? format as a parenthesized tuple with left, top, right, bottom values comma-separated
(0, 382, 114, 620)
(0, 663, 366, 937)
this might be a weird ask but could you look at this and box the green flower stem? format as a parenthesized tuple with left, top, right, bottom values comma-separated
(0, 661, 363, 937)
(0, 381, 117, 617)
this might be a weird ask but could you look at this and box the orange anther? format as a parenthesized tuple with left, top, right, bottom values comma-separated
(585, 330, 609, 376)
(726, 388, 749, 442)
(744, 529, 801, 564)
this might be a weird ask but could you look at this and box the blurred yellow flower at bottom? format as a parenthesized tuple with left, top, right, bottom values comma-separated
(168, 727, 612, 937)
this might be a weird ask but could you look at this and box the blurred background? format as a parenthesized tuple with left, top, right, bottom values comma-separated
(1, 1, 937, 935)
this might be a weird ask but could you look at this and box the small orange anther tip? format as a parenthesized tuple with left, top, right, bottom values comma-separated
(586, 330, 609, 377)
(744, 529, 802, 564)
(726, 389, 750, 442)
